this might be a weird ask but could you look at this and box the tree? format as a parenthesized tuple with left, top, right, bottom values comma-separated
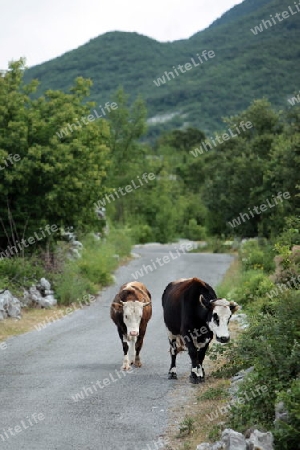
(202, 99, 284, 236)
(104, 88, 147, 223)
(0, 59, 111, 251)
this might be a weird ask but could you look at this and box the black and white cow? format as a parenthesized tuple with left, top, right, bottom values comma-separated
(162, 277, 239, 384)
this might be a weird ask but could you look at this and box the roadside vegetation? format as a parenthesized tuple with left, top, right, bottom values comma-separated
(207, 219, 300, 450)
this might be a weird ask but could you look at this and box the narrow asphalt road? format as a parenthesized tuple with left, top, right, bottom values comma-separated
(0, 242, 233, 450)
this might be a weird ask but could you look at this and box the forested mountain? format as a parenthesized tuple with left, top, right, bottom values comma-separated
(23, 0, 300, 137)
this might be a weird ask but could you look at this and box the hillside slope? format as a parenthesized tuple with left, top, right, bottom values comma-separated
(24, 0, 300, 136)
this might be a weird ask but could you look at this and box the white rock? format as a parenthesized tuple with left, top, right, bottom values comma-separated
(0, 310, 6, 320)
(274, 401, 289, 424)
(7, 297, 21, 318)
(72, 240, 83, 249)
(0, 290, 21, 318)
(70, 248, 81, 259)
(39, 278, 51, 290)
(246, 429, 274, 450)
(0, 290, 13, 308)
(222, 429, 247, 450)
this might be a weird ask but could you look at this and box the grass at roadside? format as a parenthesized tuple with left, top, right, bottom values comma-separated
(215, 257, 241, 299)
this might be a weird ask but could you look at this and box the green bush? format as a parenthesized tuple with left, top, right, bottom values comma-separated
(240, 239, 275, 274)
(273, 243, 300, 287)
(0, 256, 45, 296)
(50, 228, 132, 305)
(227, 269, 275, 306)
(108, 228, 132, 257)
(53, 261, 96, 306)
(276, 216, 300, 248)
(77, 229, 132, 286)
(274, 379, 300, 450)
(183, 218, 206, 241)
(130, 224, 154, 244)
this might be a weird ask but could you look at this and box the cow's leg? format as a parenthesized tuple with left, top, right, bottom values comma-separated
(168, 333, 179, 379)
(121, 338, 130, 370)
(127, 337, 137, 367)
(134, 334, 144, 367)
(118, 328, 131, 370)
(195, 342, 210, 382)
(187, 344, 203, 384)
(134, 321, 148, 367)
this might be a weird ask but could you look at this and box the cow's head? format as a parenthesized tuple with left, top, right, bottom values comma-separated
(112, 289, 151, 339)
(200, 295, 239, 343)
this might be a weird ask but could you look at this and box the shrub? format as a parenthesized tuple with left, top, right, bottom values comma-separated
(276, 216, 300, 248)
(273, 243, 300, 287)
(227, 269, 275, 306)
(53, 261, 96, 306)
(0, 256, 45, 296)
(53, 228, 132, 305)
(130, 224, 154, 244)
(183, 219, 206, 241)
(240, 239, 275, 274)
(77, 229, 132, 286)
(273, 379, 300, 450)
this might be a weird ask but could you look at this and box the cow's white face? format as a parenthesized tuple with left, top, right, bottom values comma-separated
(205, 298, 239, 343)
(122, 301, 146, 339)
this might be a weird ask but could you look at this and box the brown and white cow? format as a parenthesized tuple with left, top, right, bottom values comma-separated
(162, 277, 239, 383)
(110, 281, 152, 370)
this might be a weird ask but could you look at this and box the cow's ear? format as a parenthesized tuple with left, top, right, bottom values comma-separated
(111, 302, 123, 312)
(229, 301, 239, 313)
(199, 294, 212, 309)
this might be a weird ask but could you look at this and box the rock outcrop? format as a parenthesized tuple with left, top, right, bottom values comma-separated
(23, 278, 57, 308)
(196, 428, 274, 450)
(0, 289, 22, 320)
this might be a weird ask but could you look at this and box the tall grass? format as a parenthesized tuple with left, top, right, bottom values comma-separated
(53, 229, 132, 305)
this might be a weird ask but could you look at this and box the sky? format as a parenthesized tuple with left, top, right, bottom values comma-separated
(0, 0, 243, 69)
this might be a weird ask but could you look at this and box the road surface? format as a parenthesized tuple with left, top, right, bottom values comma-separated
(0, 242, 233, 450)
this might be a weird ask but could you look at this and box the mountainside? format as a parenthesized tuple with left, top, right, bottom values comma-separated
(24, 0, 300, 137)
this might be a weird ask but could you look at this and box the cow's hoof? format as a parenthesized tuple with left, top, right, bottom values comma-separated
(133, 355, 142, 367)
(122, 364, 131, 371)
(189, 374, 204, 384)
(168, 372, 178, 380)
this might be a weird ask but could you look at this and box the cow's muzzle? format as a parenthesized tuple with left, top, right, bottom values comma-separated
(217, 336, 230, 344)
(129, 331, 138, 337)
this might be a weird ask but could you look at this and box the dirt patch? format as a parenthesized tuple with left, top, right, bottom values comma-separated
(0, 306, 71, 342)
